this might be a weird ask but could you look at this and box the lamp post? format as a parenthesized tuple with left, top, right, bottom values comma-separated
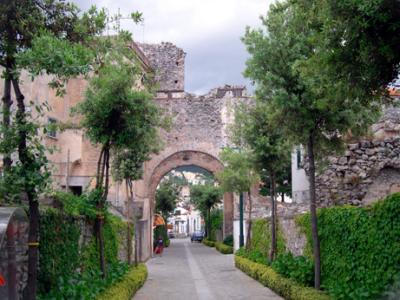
(239, 192, 244, 247)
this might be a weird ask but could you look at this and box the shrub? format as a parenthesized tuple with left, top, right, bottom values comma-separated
(39, 262, 130, 300)
(215, 242, 233, 254)
(271, 252, 314, 286)
(296, 193, 400, 299)
(203, 238, 216, 247)
(235, 247, 269, 265)
(153, 225, 170, 249)
(223, 234, 233, 247)
(97, 264, 147, 300)
(235, 255, 330, 300)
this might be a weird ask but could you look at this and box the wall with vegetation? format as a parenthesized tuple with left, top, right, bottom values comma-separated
(38, 193, 134, 299)
(296, 193, 400, 299)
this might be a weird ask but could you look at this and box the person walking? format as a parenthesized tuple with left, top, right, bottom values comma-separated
(154, 236, 164, 257)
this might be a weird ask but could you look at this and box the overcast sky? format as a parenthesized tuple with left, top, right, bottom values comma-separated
(75, 0, 272, 94)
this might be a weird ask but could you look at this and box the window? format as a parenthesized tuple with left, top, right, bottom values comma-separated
(296, 147, 302, 169)
(47, 117, 57, 138)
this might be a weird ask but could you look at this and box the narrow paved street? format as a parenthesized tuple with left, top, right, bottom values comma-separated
(134, 238, 282, 300)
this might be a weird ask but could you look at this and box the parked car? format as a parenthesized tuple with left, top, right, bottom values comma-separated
(168, 231, 175, 239)
(191, 231, 204, 242)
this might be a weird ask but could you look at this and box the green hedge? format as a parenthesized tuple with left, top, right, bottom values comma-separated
(296, 193, 400, 300)
(203, 238, 216, 247)
(215, 242, 233, 254)
(235, 255, 330, 300)
(97, 264, 147, 300)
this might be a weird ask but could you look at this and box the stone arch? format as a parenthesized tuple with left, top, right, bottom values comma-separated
(146, 150, 234, 253)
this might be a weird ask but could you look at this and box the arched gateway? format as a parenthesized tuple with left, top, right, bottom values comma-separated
(127, 43, 252, 260)
(141, 150, 234, 260)
(133, 84, 250, 260)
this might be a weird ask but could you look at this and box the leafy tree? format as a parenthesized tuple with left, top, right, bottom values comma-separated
(216, 148, 259, 249)
(190, 183, 222, 239)
(242, 0, 400, 288)
(231, 101, 291, 260)
(155, 180, 180, 222)
(75, 57, 164, 275)
(0, 1, 105, 297)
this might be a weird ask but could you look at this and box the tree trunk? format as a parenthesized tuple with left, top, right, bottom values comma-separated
(95, 145, 110, 278)
(281, 192, 285, 203)
(307, 134, 321, 289)
(207, 208, 211, 239)
(245, 190, 252, 250)
(269, 172, 277, 262)
(2, 77, 12, 172)
(12, 79, 39, 300)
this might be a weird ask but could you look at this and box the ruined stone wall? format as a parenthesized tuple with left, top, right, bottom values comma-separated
(315, 137, 400, 206)
(138, 42, 185, 92)
(313, 107, 400, 206)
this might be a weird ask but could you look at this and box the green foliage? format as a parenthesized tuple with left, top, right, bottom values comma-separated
(38, 197, 133, 297)
(232, 101, 291, 197)
(155, 180, 179, 221)
(38, 209, 81, 294)
(153, 225, 169, 249)
(223, 234, 233, 247)
(271, 253, 314, 287)
(96, 264, 148, 300)
(38, 262, 129, 300)
(215, 242, 233, 254)
(216, 148, 259, 194)
(296, 193, 400, 299)
(190, 183, 222, 215)
(190, 183, 222, 238)
(249, 219, 286, 259)
(203, 239, 216, 247)
(236, 247, 269, 265)
(53, 191, 97, 219)
(209, 208, 223, 241)
(235, 255, 331, 300)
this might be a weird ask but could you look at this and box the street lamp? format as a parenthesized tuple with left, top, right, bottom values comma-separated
(239, 192, 244, 247)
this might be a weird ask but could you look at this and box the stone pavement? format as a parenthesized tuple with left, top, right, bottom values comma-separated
(133, 238, 282, 300)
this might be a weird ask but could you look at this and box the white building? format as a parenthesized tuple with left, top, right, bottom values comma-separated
(291, 147, 310, 203)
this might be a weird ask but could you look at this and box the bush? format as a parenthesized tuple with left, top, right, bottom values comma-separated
(153, 225, 170, 249)
(236, 247, 269, 265)
(209, 208, 223, 240)
(97, 264, 147, 300)
(235, 255, 330, 300)
(203, 238, 216, 247)
(271, 252, 314, 286)
(39, 262, 130, 300)
(296, 193, 400, 299)
(223, 234, 233, 247)
(215, 242, 233, 254)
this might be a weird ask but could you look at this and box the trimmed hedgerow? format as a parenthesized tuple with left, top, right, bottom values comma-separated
(235, 255, 330, 300)
(296, 192, 400, 300)
(96, 264, 147, 300)
(203, 238, 216, 247)
(215, 242, 233, 254)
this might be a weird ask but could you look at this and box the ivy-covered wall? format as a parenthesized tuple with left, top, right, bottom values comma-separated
(38, 205, 133, 296)
(296, 193, 400, 299)
(239, 218, 286, 264)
